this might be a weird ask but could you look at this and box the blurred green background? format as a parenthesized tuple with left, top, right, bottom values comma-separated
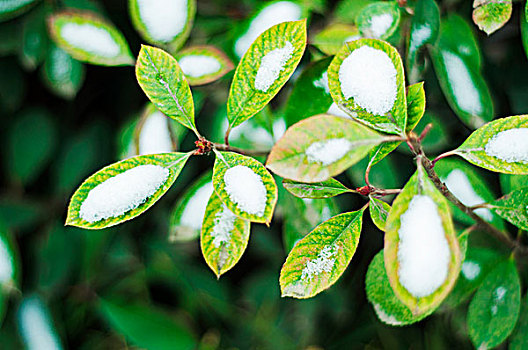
(1, 0, 528, 349)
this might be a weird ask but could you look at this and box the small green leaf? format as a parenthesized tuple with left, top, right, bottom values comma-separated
(510, 293, 528, 350)
(266, 114, 384, 183)
(0, 0, 38, 22)
(366, 250, 431, 326)
(66, 152, 191, 229)
(20, 5, 49, 70)
(169, 172, 212, 242)
(282, 178, 350, 199)
(490, 188, 528, 231)
(384, 163, 461, 316)
(472, 0, 512, 35)
(435, 158, 504, 230)
(328, 38, 407, 135)
(467, 258, 521, 349)
(7, 108, 57, 185)
(176, 45, 234, 86)
(356, 1, 400, 40)
(430, 15, 493, 129)
(99, 298, 196, 350)
(136, 45, 197, 134)
(48, 10, 134, 66)
(443, 247, 501, 309)
(284, 57, 333, 126)
(227, 20, 307, 130)
(311, 23, 360, 56)
(212, 151, 277, 224)
(200, 192, 250, 278)
(128, 0, 196, 51)
(454, 115, 528, 174)
(407, 0, 440, 75)
(280, 209, 365, 299)
(41, 45, 85, 99)
(406, 82, 426, 132)
(368, 196, 391, 231)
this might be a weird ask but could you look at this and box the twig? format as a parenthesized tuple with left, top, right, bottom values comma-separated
(407, 135, 528, 255)
(213, 143, 269, 157)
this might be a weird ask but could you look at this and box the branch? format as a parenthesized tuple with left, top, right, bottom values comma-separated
(213, 143, 270, 157)
(407, 135, 528, 255)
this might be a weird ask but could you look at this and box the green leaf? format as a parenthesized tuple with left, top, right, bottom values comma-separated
(407, 0, 440, 75)
(490, 188, 528, 231)
(280, 209, 365, 299)
(99, 298, 195, 350)
(282, 195, 339, 253)
(7, 108, 57, 185)
(443, 247, 501, 309)
(406, 82, 426, 132)
(467, 258, 521, 349)
(128, 0, 196, 50)
(335, 0, 375, 23)
(384, 163, 461, 316)
(0, 0, 38, 22)
(66, 152, 191, 229)
(510, 293, 528, 350)
(327, 38, 407, 135)
(20, 5, 49, 70)
(282, 178, 350, 199)
(356, 1, 400, 40)
(366, 250, 431, 326)
(368, 196, 391, 231)
(266, 114, 385, 183)
(169, 172, 213, 242)
(472, 0, 512, 35)
(136, 45, 197, 134)
(176, 45, 234, 86)
(0, 226, 19, 293)
(284, 57, 333, 126)
(522, 8, 528, 61)
(311, 23, 360, 56)
(435, 158, 504, 230)
(499, 174, 527, 194)
(430, 15, 493, 129)
(48, 10, 134, 66)
(227, 20, 307, 130)
(41, 45, 85, 99)
(212, 151, 277, 224)
(454, 115, 528, 174)
(200, 192, 250, 278)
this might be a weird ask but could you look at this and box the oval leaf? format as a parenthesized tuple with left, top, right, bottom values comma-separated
(128, 0, 196, 50)
(472, 0, 512, 35)
(280, 209, 365, 299)
(328, 38, 407, 135)
(454, 115, 528, 174)
(407, 0, 440, 75)
(66, 152, 191, 229)
(491, 187, 528, 231)
(18, 296, 63, 350)
(41, 45, 85, 99)
(356, 1, 400, 40)
(136, 45, 197, 134)
(384, 163, 461, 316)
(227, 20, 307, 130)
(212, 151, 277, 224)
(406, 82, 426, 132)
(366, 250, 431, 326)
(282, 178, 350, 199)
(48, 10, 134, 66)
(200, 192, 250, 278)
(266, 114, 385, 183)
(99, 298, 195, 350)
(169, 172, 213, 242)
(369, 196, 391, 231)
(311, 23, 360, 56)
(176, 45, 234, 86)
(467, 258, 521, 349)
